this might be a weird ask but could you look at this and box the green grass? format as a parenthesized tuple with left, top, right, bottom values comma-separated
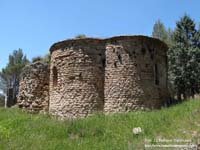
(0, 99, 200, 150)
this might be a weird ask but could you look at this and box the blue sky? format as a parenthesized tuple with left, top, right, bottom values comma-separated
(0, 0, 200, 70)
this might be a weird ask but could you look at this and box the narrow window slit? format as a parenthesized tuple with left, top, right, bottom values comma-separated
(114, 62, 117, 68)
(102, 58, 106, 67)
(53, 67, 58, 87)
(155, 64, 159, 85)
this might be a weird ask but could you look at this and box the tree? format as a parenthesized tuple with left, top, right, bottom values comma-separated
(43, 53, 50, 64)
(32, 56, 43, 63)
(0, 93, 5, 107)
(0, 74, 7, 94)
(166, 28, 174, 47)
(0, 49, 29, 106)
(32, 52, 50, 64)
(168, 15, 200, 100)
(152, 19, 168, 43)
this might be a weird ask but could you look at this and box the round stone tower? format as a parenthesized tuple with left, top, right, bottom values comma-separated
(104, 36, 168, 112)
(49, 38, 105, 118)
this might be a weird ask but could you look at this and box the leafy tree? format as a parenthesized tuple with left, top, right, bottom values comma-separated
(0, 74, 7, 94)
(166, 28, 174, 47)
(168, 15, 200, 100)
(152, 19, 168, 43)
(0, 49, 29, 106)
(43, 53, 50, 64)
(0, 93, 5, 107)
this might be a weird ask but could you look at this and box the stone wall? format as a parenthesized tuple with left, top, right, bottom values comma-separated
(49, 35, 169, 118)
(49, 39, 105, 118)
(17, 61, 50, 112)
(104, 36, 168, 112)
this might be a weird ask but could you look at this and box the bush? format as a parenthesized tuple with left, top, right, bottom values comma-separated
(32, 56, 43, 63)
(75, 34, 87, 39)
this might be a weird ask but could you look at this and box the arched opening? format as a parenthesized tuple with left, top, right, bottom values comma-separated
(53, 67, 58, 87)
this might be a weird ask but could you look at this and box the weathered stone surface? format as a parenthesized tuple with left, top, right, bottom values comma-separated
(49, 39, 105, 118)
(17, 61, 50, 113)
(49, 35, 169, 118)
(104, 36, 168, 112)
(17, 35, 169, 118)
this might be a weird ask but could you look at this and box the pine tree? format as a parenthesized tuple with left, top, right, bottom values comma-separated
(168, 15, 200, 100)
(152, 19, 168, 43)
(0, 49, 29, 106)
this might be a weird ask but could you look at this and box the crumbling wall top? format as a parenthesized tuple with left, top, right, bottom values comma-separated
(49, 35, 168, 53)
(20, 61, 49, 79)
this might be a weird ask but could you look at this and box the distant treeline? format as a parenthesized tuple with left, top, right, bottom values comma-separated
(152, 14, 200, 100)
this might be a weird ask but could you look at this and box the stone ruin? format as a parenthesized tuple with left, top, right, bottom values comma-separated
(18, 61, 49, 112)
(17, 35, 169, 118)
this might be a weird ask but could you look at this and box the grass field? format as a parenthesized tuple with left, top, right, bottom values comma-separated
(0, 99, 200, 150)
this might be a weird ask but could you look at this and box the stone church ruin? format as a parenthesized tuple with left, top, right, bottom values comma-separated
(17, 35, 169, 118)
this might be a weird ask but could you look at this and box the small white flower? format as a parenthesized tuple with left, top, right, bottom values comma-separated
(132, 127, 142, 135)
